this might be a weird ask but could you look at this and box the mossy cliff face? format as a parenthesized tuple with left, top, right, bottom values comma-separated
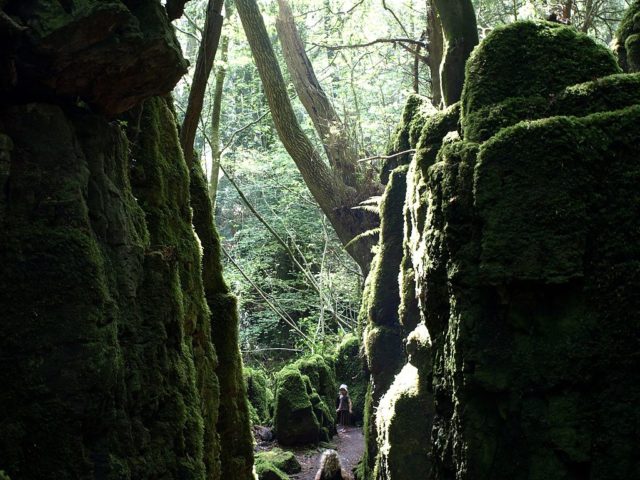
(361, 19, 640, 480)
(0, 2, 253, 479)
(0, 0, 187, 115)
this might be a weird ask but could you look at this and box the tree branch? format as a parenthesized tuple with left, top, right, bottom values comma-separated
(312, 37, 428, 51)
(358, 149, 416, 163)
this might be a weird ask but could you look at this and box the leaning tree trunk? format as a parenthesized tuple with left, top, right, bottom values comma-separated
(432, 0, 478, 106)
(236, 0, 377, 272)
(276, 0, 361, 189)
(180, 0, 224, 166)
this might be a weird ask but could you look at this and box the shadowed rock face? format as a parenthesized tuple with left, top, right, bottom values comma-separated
(361, 18, 640, 480)
(1, 0, 187, 115)
(0, 1, 254, 479)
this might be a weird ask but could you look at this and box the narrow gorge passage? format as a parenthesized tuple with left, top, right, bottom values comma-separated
(1, 1, 640, 480)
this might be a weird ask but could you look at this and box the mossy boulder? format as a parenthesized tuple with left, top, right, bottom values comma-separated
(273, 366, 321, 446)
(615, 1, 640, 72)
(334, 334, 367, 423)
(254, 456, 290, 480)
(244, 367, 273, 425)
(461, 21, 620, 142)
(273, 356, 337, 446)
(255, 449, 301, 474)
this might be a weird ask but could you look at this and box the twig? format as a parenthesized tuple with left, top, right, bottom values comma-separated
(219, 110, 270, 154)
(357, 149, 416, 163)
(312, 38, 427, 50)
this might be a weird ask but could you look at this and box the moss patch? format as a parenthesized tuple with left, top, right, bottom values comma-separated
(255, 449, 301, 474)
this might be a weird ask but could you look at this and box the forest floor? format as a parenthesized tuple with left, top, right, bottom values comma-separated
(261, 426, 364, 480)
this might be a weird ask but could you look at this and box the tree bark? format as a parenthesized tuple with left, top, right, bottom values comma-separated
(432, 0, 478, 106)
(209, 34, 228, 211)
(235, 0, 377, 272)
(276, 0, 360, 189)
(180, 0, 224, 166)
(426, 0, 444, 107)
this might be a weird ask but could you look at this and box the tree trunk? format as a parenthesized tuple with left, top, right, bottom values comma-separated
(276, 0, 360, 189)
(432, 0, 478, 106)
(563, 0, 574, 20)
(179, 0, 224, 166)
(235, 0, 377, 272)
(209, 34, 228, 211)
(426, 0, 444, 107)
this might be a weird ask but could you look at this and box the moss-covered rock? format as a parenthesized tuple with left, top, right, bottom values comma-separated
(382, 94, 435, 183)
(1, 0, 188, 114)
(374, 363, 433, 480)
(334, 334, 367, 423)
(615, 1, 640, 72)
(0, 98, 221, 478)
(244, 367, 274, 425)
(272, 355, 338, 446)
(254, 456, 290, 480)
(255, 449, 301, 474)
(273, 366, 321, 446)
(461, 21, 620, 142)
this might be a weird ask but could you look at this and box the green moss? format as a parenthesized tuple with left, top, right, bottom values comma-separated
(273, 356, 338, 446)
(461, 21, 620, 141)
(190, 165, 254, 478)
(334, 334, 367, 422)
(244, 367, 273, 425)
(382, 94, 435, 183)
(615, 1, 640, 71)
(254, 456, 290, 480)
(255, 449, 301, 474)
(0, 97, 224, 479)
(374, 364, 433, 480)
(273, 366, 320, 445)
(552, 73, 640, 116)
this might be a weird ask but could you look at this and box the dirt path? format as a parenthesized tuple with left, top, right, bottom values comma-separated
(287, 427, 364, 480)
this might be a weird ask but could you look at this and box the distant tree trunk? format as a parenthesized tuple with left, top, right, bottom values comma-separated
(209, 34, 228, 211)
(180, 0, 224, 166)
(413, 42, 421, 93)
(426, 0, 444, 107)
(432, 0, 478, 106)
(276, 0, 360, 189)
(563, 0, 574, 20)
(235, 0, 378, 272)
(581, 0, 595, 33)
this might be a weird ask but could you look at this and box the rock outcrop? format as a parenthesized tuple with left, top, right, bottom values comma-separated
(273, 355, 337, 446)
(0, 1, 254, 478)
(360, 18, 640, 480)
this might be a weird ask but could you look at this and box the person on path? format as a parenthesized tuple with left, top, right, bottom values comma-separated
(336, 384, 352, 433)
(314, 449, 351, 480)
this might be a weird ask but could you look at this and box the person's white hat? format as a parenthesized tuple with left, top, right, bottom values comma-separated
(339, 384, 348, 391)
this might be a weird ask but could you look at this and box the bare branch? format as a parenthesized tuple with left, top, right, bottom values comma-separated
(219, 110, 270, 154)
(358, 149, 416, 163)
(312, 38, 428, 51)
